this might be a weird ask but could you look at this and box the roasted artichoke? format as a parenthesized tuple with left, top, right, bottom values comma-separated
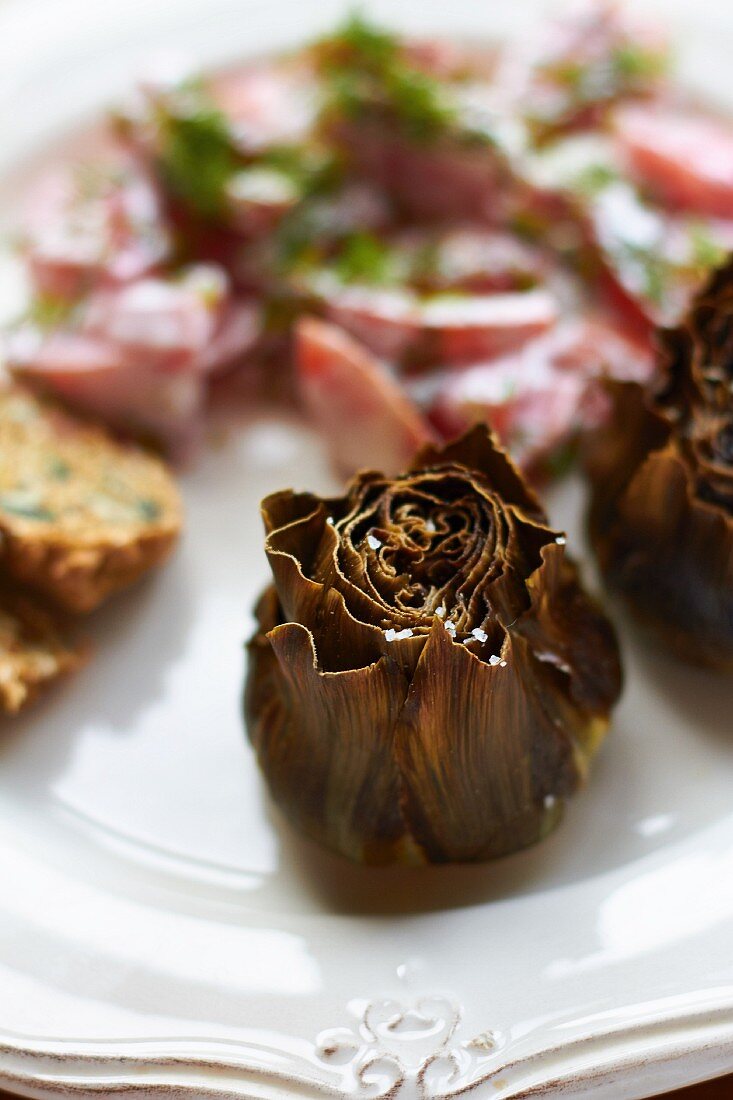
(587, 259, 733, 670)
(246, 426, 622, 865)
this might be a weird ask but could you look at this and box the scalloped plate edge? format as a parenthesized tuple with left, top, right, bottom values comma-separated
(3, 1000, 733, 1100)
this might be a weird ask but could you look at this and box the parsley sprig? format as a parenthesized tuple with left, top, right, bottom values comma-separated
(314, 14, 457, 144)
(156, 82, 239, 219)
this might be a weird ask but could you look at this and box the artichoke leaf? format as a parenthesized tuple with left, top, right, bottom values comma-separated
(393, 620, 571, 863)
(586, 258, 733, 668)
(247, 588, 413, 864)
(413, 423, 544, 519)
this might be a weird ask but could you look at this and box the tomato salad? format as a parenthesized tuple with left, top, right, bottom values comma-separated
(5, 3, 733, 477)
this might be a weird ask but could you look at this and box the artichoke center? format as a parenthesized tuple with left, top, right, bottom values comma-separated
(338, 471, 502, 634)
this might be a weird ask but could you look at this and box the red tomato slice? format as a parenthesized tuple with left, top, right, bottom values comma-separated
(295, 317, 436, 478)
(429, 318, 654, 470)
(614, 105, 733, 218)
(5, 328, 204, 460)
(4, 266, 258, 458)
(320, 283, 558, 367)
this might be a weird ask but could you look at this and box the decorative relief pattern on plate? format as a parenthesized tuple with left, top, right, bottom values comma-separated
(316, 997, 500, 1098)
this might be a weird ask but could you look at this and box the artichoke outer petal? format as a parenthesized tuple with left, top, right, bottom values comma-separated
(392, 619, 580, 864)
(592, 432, 733, 667)
(247, 590, 414, 864)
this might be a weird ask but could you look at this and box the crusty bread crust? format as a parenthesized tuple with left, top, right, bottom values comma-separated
(0, 528, 179, 613)
(0, 387, 183, 612)
(0, 583, 85, 713)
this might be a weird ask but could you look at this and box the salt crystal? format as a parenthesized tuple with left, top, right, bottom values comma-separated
(555, 535, 566, 545)
(488, 654, 501, 666)
(444, 620, 457, 637)
(326, 516, 334, 526)
(425, 518, 436, 533)
(471, 627, 488, 643)
(544, 794, 556, 810)
(435, 606, 446, 619)
(367, 534, 382, 550)
(385, 627, 413, 642)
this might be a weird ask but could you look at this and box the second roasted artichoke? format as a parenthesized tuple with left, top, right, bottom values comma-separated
(587, 259, 733, 670)
(246, 426, 622, 865)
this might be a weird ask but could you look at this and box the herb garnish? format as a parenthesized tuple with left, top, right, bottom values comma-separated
(571, 163, 619, 197)
(314, 13, 457, 144)
(20, 294, 76, 333)
(137, 498, 162, 522)
(156, 82, 239, 218)
(689, 223, 727, 271)
(333, 232, 399, 284)
(610, 43, 669, 86)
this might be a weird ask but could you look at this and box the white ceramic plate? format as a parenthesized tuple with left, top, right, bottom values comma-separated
(1, 1, 733, 1097)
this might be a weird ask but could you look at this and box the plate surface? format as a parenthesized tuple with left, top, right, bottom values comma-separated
(1, 2, 733, 1098)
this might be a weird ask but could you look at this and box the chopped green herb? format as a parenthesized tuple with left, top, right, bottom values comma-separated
(689, 222, 726, 270)
(318, 13, 399, 72)
(383, 66, 457, 144)
(260, 144, 341, 197)
(528, 36, 669, 146)
(611, 43, 668, 85)
(137, 498, 162, 522)
(334, 232, 398, 284)
(315, 13, 457, 144)
(0, 493, 54, 521)
(47, 458, 72, 481)
(571, 163, 619, 196)
(621, 242, 668, 305)
(23, 294, 76, 332)
(544, 42, 666, 100)
(271, 202, 327, 271)
(546, 60, 588, 94)
(157, 84, 239, 218)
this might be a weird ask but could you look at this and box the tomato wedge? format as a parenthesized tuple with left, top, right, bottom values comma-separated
(614, 105, 733, 217)
(295, 317, 435, 477)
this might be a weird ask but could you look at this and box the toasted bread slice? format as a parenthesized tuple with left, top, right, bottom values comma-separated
(0, 387, 183, 612)
(0, 582, 84, 713)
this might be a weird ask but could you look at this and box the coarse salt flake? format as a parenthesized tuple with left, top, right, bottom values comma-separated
(326, 516, 334, 525)
(385, 627, 413, 642)
(435, 605, 446, 618)
(367, 534, 382, 550)
(555, 535, 566, 545)
(444, 620, 457, 637)
(425, 518, 436, 533)
(471, 627, 488, 643)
